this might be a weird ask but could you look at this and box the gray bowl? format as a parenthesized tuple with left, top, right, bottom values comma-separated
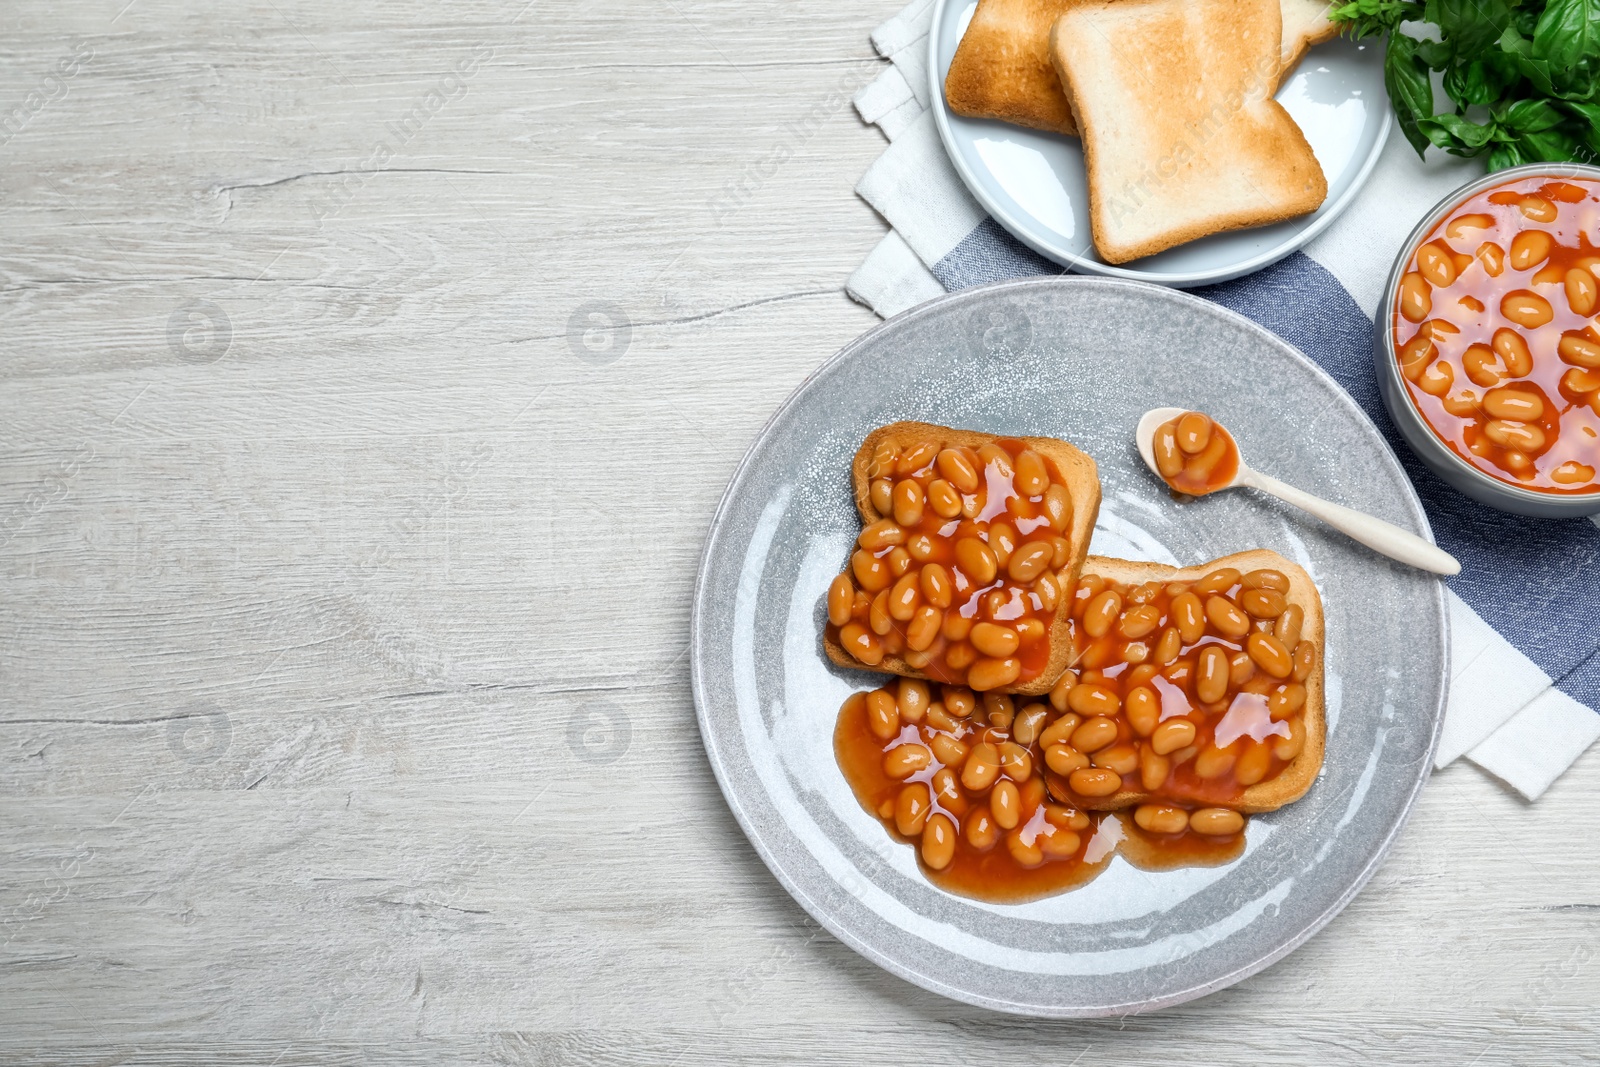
(1374, 161, 1600, 518)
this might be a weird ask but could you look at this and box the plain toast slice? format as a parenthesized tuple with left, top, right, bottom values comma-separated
(1049, 0, 1328, 263)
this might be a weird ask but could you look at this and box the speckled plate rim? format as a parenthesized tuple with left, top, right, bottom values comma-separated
(926, 0, 1394, 287)
(690, 276, 1449, 1016)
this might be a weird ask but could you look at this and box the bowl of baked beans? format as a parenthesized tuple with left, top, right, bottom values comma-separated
(1376, 162, 1600, 517)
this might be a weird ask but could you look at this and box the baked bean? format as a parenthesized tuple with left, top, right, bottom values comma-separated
(982, 692, 1013, 725)
(925, 703, 956, 733)
(1559, 331, 1600, 368)
(999, 741, 1033, 780)
(870, 441, 898, 479)
(1399, 271, 1431, 323)
(981, 590, 1008, 621)
(1045, 742, 1089, 776)
(988, 779, 1022, 830)
(1194, 744, 1236, 779)
(1175, 411, 1214, 454)
(840, 623, 883, 665)
(1484, 387, 1545, 422)
(1157, 595, 1200, 647)
(890, 546, 914, 576)
(1519, 195, 1558, 222)
(1134, 804, 1190, 834)
(1034, 572, 1060, 613)
(1240, 588, 1288, 619)
(890, 442, 932, 477)
(1474, 240, 1505, 277)
(1418, 357, 1454, 396)
(827, 574, 855, 626)
(1190, 808, 1245, 836)
(1416, 241, 1457, 287)
(884, 742, 931, 779)
(895, 782, 931, 836)
(1092, 743, 1138, 775)
(1234, 741, 1272, 786)
(1502, 290, 1553, 329)
(1566, 268, 1600, 316)
(963, 655, 1015, 692)
(1552, 461, 1598, 484)
(1247, 631, 1294, 678)
(851, 549, 892, 593)
(869, 590, 893, 636)
(965, 809, 998, 849)
(986, 524, 1016, 568)
(1191, 568, 1240, 595)
(1045, 804, 1090, 832)
(942, 611, 973, 643)
(1043, 484, 1073, 531)
(942, 686, 976, 718)
(1076, 574, 1105, 599)
(869, 476, 894, 515)
(1399, 330, 1435, 381)
(1292, 640, 1316, 682)
(1490, 328, 1533, 377)
(1146, 625, 1179, 666)
(929, 732, 968, 769)
(866, 689, 900, 740)
(912, 565, 949, 611)
(1115, 603, 1160, 640)
(1066, 684, 1120, 718)
(1139, 746, 1170, 791)
(931, 766, 963, 809)
(954, 537, 998, 584)
(925, 478, 962, 519)
(1229, 651, 1255, 686)
(858, 519, 905, 551)
(1150, 718, 1197, 755)
(1012, 702, 1049, 745)
(1463, 343, 1506, 387)
(1124, 686, 1160, 736)
(1274, 717, 1306, 760)
(1205, 596, 1251, 638)
(1007, 541, 1053, 582)
(1070, 716, 1119, 753)
(1068, 767, 1122, 797)
(1014, 449, 1049, 496)
(887, 572, 921, 622)
(1274, 604, 1304, 648)
(1047, 672, 1075, 713)
(1154, 424, 1184, 478)
(1446, 212, 1494, 239)
(1563, 367, 1600, 395)
(921, 813, 957, 870)
(934, 447, 979, 493)
(970, 621, 1020, 658)
(1195, 646, 1230, 704)
(1082, 590, 1123, 638)
(961, 742, 1001, 791)
(1039, 712, 1080, 748)
(976, 442, 1014, 479)
(892, 479, 924, 528)
(1509, 229, 1552, 271)
(1006, 828, 1044, 867)
(1268, 682, 1306, 720)
(1036, 824, 1081, 858)
(1484, 420, 1546, 452)
(1015, 617, 1046, 645)
(1184, 432, 1232, 484)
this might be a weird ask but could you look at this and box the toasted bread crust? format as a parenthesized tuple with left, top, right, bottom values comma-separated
(1277, 0, 1338, 76)
(1049, 0, 1328, 264)
(1073, 550, 1326, 814)
(946, 0, 1079, 135)
(822, 422, 1101, 696)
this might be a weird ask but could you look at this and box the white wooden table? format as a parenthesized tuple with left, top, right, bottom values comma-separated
(2, 2, 1597, 1061)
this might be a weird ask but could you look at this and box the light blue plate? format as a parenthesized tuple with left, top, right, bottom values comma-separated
(691, 278, 1448, 1016)
(929, 0, 1392, 285)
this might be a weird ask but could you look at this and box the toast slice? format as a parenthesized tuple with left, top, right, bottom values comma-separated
(1069, 550, 1326, 813)
(1049, 0, 1328, 263)
(944, 0, 1336, 137)
(822, 421, 1101, 696)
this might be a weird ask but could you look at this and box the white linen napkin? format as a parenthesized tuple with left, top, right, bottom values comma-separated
(845, 0, 1600, 800)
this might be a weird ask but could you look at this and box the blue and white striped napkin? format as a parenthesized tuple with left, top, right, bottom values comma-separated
(847, 0, 1600, 800)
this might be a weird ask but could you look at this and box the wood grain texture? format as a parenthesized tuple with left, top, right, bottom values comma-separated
(0, 0, 1596, 1062)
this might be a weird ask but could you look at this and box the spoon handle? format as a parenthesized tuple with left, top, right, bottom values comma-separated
(1240, 469, 1461, 577)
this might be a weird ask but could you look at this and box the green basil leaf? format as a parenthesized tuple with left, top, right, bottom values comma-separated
(1561, 99, 1600, 151)
(1498, 24, 1558, 96)
(1419, 111, 1498, 148)
(1385, 32, 1439, 156)
(1497, 96, 1568, 133)
(1532, 0, 1600, 70)
(1487, 142, 1527, 170)
(1425, 0, 1515, 53)
(1443, 58, 1502, 106)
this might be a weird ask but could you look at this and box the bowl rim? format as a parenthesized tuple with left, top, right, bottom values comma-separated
(1377, 160, 1600, 509)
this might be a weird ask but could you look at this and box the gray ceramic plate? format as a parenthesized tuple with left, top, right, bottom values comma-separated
(691, 278, 1448, 1016)
(929, 0, 1392, 285)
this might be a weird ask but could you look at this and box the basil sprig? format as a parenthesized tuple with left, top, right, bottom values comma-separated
(1331, 0, 1600, 170)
